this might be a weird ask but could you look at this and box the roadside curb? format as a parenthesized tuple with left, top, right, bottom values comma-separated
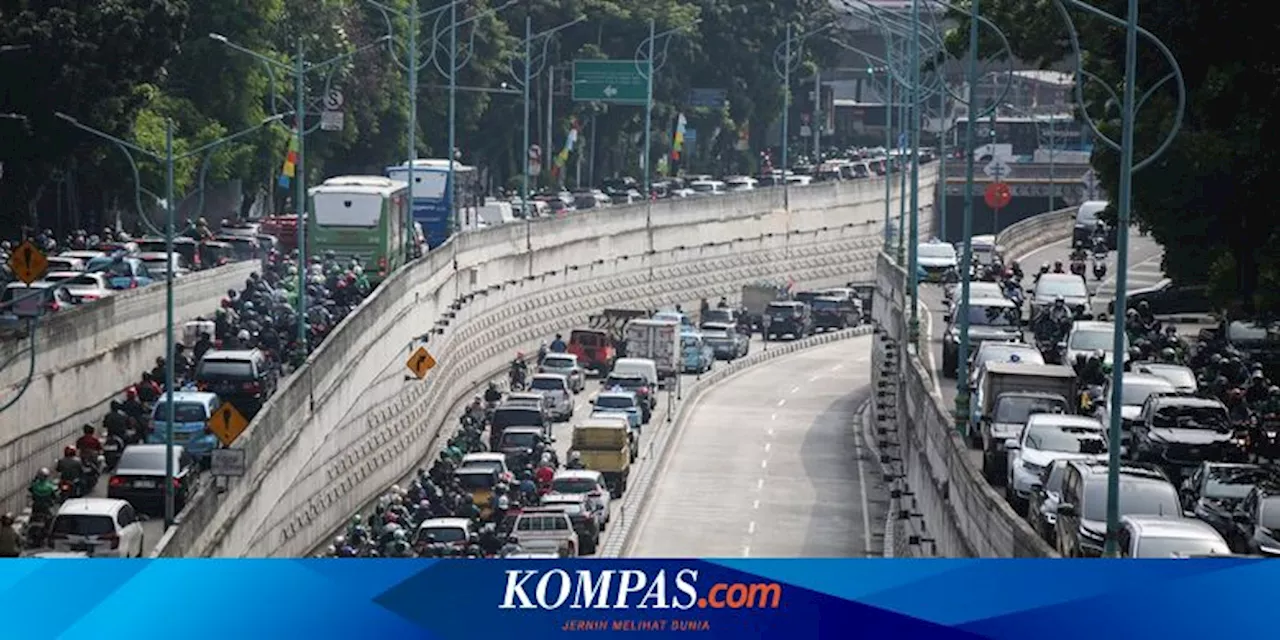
(600, 324, 875, 558)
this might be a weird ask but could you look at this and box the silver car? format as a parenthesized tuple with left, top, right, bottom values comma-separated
(539, 353, 585, 393)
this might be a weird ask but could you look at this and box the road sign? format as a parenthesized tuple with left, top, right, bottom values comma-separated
(984, 182, 1013, 209)
(687, 88, 727, 109)
(210, 448, 246, 477)
(320, 111, 344, 132)
(983, 158, 1012, 180)
(1081, 169, 1100, 199)
(207, 402, 249, 447)
(572, 60, 650, 104)
(324, 89, 344, 111)
(407, 346, 437, 380)
(8, 240, 47, 284)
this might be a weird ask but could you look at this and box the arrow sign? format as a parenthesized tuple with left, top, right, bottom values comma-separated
(603, 85, 618, 98)
(406, 346, 437, 380)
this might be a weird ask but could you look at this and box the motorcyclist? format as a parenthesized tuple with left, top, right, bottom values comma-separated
(28, 469, 57, 517)
(75, 424, 102, 461)
(1052, 260, 1065, 274)
(1048, 296, 1071, 325)
(483, 382, 503, 405)
(1225, 388, 1252, 423)
(566, 451, 585, 470)
(549, 334, 567, 353)
(509, 354, 528, 389)
(1079, 351, 1105, 387)
(1261, 386, 1280, 417)
(465, 396, 485, 423)
(717, 296, 729, 309)
(1247, 370, 1271, 405)
(55, 446, 83, 489)
(1135, 300, 1156, 328)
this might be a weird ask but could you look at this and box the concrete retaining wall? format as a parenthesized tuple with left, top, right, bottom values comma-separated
(0, 261, 257, 517)
(868, 206, 1072, 557)
(157, 167, 939, 557)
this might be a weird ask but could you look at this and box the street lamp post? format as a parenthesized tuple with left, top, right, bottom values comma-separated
(210, 32, 390, 354)
(772, 23, 834, 210)
(636, 19, 696, 262)
(55, 112, 283, 526)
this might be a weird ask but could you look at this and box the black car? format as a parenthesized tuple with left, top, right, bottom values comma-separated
(1225, 481, 1280, 556)
(1182, 462, 1278, 541)
(941, 296, 1022, 377)
(1107, 280, 1212, 317)
(194, 349, 277, 419)
(107, 444, 198, 514)
(1130, 394, 1245, 481)
(810, 296, 857, 331)
(1056, 460, 1179, 557)
(764, 301, 812, 340)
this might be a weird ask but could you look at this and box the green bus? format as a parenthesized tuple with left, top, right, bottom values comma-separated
(308, 175, 410, 283)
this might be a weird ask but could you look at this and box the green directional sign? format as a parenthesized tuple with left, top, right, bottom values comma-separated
(572, 59, 650, 104)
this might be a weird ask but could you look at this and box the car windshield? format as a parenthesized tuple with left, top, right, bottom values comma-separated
(117, 448, 168, 472)
(552, 477, 599, 494)
(1140, 365, 1196, 389)
(1204, 467, 1273, 500)
(813, 299, 840, 311)
(152, 402, 208, 423)
(52, 515, 115, 536)
(1024, 424, 1105, 454)
(595, 396, 634, 409)
(417, 526, 466, 544)
(197, 360, 254, 380)
(530, 378, 563, 391)
(701, 328, 728, 338)
(499, 431, 539, 449)
(1084, 480, 1179, 521)
(542, 356, 573, 369)
(702, 309, 734, 324)
(1121, 380, 1174, 406)
(967, 304, 1019, 327)
(1070, 330, 1122, 352)
(1261, 499, 1280, 529)
(1137, 536, 1230, 558)
(995, 396, 1067, 424)
(570, 331, 604, 347)
(455, 473, 495, 490)
(89, 259, 136, 278)
(462, 460, 502, 474)
(1038, 277, 1087, 298)
(66, 276, 104, 287)
(918, 243, 956, 259)
(607, 377, 644, 390)
(493, 410, 540, 429)
(1151, 405, 1229, 430)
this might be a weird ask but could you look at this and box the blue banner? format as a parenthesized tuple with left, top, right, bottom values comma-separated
(3, 558, 1279, 639)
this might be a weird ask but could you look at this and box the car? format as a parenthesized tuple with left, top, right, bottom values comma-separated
(540, 493, 603, 554)
(0, 282, 75, 327)
(941, 296, 1022, 377)
(567, 328, 616, 375)
(504, 391, 547, 411)
(591, 391, 643, 431)
(59, 250, 106, 264)
(1181, 462, 1277, 541)
(454, 467, 500, 519)
(146, 391, 222, 464)
(1027, 459, 1073, 543)
(1071, 200, 1113, 249)
(699, 322, 749, 360)
(1056, 460, 1180, 557)
(809, 296, 858, 331)
(700, 307, 741, 327)
(46, 256, 87, 273)
(86, 254, 155, 289)
(764, 301, 812, 340)
(916, 240, 958, 282)
(1093, 373, 1176, 449)
(1107, 279, 1211, 317)
(944, 280, 1004, 306)
(47, 498, 147, 558)
(1065, 320, 1130, 367)
(107, 444, 198, 513)
(653, 309, 696, 331)
(603, 373, 654, 422)
(1129, 393, 1244, 481)
(1131, 362, 1198, 393)
(529, 373, 574, 421)
(1005, 414, 1109, 512)
(494, 425, 550, 466)
(1224, 481, 1280, 556)
(511, 508, 580, 557)
(193, 349, 277, 419)
(549, 469, 612, 527)
(489, 404, 548, 450)
(413, 517, 475, 551)
(679, 331, 714, 373)
(981, 391, 1070, 484)
(538, 353, 586, 393)
(1031, 273, 1090, 319)
(1118, 515, 1232, 557)
(459, 452, 512, 481)
(610, 358, 659, 395)
(59, 272, 115, 304)
(138, 252, 190, 279)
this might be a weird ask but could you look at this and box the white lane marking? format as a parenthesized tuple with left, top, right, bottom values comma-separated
(808, 375, 820, 382)
(752, 499, 760, 510)
(742, 546, 751, 557)
(760, 459, 768, 469)
(748, 521, 756, 534)
(832, 364, 844, 371)
(756, 478, 764, 490)
(764, 443, 772, 453)
(790, 386, 800, 394)
(919, 299, 944, 399)
(767, 427, 775, 437)
(855, 412, 873, 555)
(770, 413, 777, 421)
(777, 399, 786, 407)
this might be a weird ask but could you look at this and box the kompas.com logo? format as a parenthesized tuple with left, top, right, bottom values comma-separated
(499, 568, 783, 610)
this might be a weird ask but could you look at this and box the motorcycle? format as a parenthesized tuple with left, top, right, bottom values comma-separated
(57, 476, 80, 501)
(1069, 259, 1087, 277)
(102, 434, 124, 471)
(24, 506, 53, 548)
(1251, 414, 1280, 461)
(1092, 259, 1108, 281)
(508, 367, 527, 392)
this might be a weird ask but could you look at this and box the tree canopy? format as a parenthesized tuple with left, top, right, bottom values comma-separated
(945, 0, 1280, 317)
(0, 0, 839, 238)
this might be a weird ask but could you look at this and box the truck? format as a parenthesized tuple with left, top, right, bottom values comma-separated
(571, 417, 633, 496)
(624, 318, 681, 386)
(974, 362, 1077, 483)
(567, 308, 649, 375)
(740, 281, 791, 334)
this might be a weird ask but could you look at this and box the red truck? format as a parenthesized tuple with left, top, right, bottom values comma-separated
(568, 309, 648, 375)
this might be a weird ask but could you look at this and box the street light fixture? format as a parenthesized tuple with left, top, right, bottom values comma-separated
(54, 111, 285, 527)
(209, 32, 391, 356)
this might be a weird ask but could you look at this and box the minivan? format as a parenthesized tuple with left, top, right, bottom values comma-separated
(1072, 200, 1114, 249)
(194, 349, 277, 418)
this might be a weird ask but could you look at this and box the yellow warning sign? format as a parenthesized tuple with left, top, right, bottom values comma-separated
(406, 346, 437, 380)
(207, 402, 249, 447)
(8, 240, 48, 285)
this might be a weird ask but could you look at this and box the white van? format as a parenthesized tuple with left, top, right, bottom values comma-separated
(475, 201, 515, 228)
(611, 357, 658, 386)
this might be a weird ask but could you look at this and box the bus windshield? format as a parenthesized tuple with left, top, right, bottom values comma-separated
(314, 193, 382, 227)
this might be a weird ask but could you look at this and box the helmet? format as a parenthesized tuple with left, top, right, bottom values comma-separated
(1053, 295, 1065, 304)
(569, 451, 581, 462)
(83, 424, 95, 435)
(334, 535, 346, 546)
(497, 495, 510, 510)
(1053, 260, 1063, 269)
(1160, 347, 1176, 361)
(64, 446, 76, 457)
(1229, 388, 1245, 400)
(516, 352, 524, 359)
(38, 468, 50, 478)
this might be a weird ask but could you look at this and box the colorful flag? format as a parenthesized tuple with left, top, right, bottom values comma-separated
(671, 113, 688, 161)
(278, 128, 299, 189)
(551, 118, 581, 180)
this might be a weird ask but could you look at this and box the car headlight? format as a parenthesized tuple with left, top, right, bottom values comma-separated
(1260, 544, 1280, 556)
(1022, 460, 1044, 475)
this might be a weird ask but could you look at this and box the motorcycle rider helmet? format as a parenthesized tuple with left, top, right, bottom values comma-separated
(1039, 263, 1049, 274)
(1160, 347, 1176, 361)
(515, 352, 524, 360)
(497, 495, 510, 510)
(1229, 388, 1245, 400)
(1209, 353, 1223, 366)
(1053, 296, 1065, 306)
(1271, 386, 1280, 397)
(1138, 300, 1150, 313)
(125, 387, 138, 399)
(1053, 260, 1063, 271)
(38, 468, 50, 478)
(83, 424, 94, 435)
(63, 446, 76, 457)
(569, 451, 582, 464)
(333, 535, 346, 547)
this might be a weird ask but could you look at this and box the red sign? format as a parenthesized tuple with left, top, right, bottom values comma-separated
(984, 182, 1012, 209)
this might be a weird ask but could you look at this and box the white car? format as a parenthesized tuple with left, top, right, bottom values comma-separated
(530, 373, 574, 421)
(46, 256, 87, 273)
(1066, 320, 1130, 366)
(48, 498, 147, 558)
(459, 452, 512, 482)
(549, 469, 612, 527)
(1005, 414, 1108, 510)
(538, 353, 585, 392)
(61, 273, 115, 304)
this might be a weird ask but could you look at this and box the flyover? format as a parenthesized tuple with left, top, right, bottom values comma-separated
(156, 167, 939, 556)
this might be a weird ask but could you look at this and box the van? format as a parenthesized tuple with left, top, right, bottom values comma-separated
(1072, 200, 1112, 248)
(147, 391, 222, 464)
(489, 405, 547, 449)
(194, 349, 277, 418)
(611, 358, 658, 387)
(475, 201, 515, 228)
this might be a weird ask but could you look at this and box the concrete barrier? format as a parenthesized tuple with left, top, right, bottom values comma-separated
(868, 205, 1074, 557)
(159, 167, 939, 557)
(0, 261, 257, 517)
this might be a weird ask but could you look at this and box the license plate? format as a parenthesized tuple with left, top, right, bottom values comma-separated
(134, 480, 156, 488)
(72, 543, 93, 552)
(1188, 448, 1200, 456)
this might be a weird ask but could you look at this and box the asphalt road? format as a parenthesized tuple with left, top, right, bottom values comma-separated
(625, 336, 885, 558)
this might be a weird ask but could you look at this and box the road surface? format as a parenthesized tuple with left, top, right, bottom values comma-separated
(626, 336, 885, 558)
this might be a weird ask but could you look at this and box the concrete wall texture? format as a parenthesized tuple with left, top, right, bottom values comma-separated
(156, 166, 939, 557)
(868, 207, 1072, 557)
(0, 261, 258, 517)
